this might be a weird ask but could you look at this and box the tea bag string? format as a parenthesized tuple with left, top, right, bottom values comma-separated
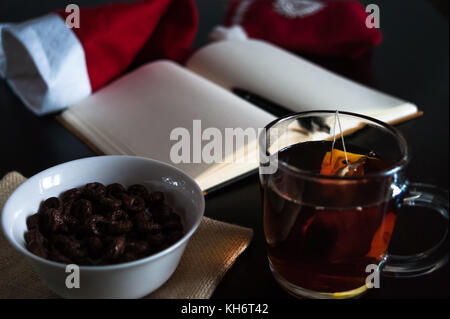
(330, 110, 349, 164)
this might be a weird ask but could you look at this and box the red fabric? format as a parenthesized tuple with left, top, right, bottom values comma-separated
(225, 0, 382, 58)
(57, 0, 198, 91)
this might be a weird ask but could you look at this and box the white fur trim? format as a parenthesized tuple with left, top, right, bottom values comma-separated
(1, 13, 91, 115)
(210, 25, 248, 42)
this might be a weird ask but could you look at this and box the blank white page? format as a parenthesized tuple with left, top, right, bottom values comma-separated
(186, 39, 418, 122)
(62, 60, 276, 189)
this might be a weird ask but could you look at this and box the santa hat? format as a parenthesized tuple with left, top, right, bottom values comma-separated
(0, 0, 198, 115)
(211, 0, 382, 58)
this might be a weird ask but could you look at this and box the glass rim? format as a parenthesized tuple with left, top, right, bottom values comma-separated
(260, 110, 410, 181)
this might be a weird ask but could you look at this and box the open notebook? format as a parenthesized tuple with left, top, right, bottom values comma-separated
(59, 39, 420, 192)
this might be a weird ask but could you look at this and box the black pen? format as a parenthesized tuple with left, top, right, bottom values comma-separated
(232, 88, 330, 133)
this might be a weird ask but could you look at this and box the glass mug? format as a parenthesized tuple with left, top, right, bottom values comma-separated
(258, 111, 448, 299)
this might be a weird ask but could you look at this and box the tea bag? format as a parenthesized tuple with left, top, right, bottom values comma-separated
(320, 149, 369, 176)
(320, 111, 372, 177)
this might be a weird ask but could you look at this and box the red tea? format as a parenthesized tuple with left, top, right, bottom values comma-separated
(263, 141, 401, 293)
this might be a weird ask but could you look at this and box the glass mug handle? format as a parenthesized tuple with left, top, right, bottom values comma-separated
(382, 183, 449, 277)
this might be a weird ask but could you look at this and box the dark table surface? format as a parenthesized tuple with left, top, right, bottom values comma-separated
(0, 0, 448, 299)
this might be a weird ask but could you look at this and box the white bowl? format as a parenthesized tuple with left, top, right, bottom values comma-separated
(1, 156, 205, 298)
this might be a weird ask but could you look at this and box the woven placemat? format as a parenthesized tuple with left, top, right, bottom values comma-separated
(0, 172, 253, 299)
